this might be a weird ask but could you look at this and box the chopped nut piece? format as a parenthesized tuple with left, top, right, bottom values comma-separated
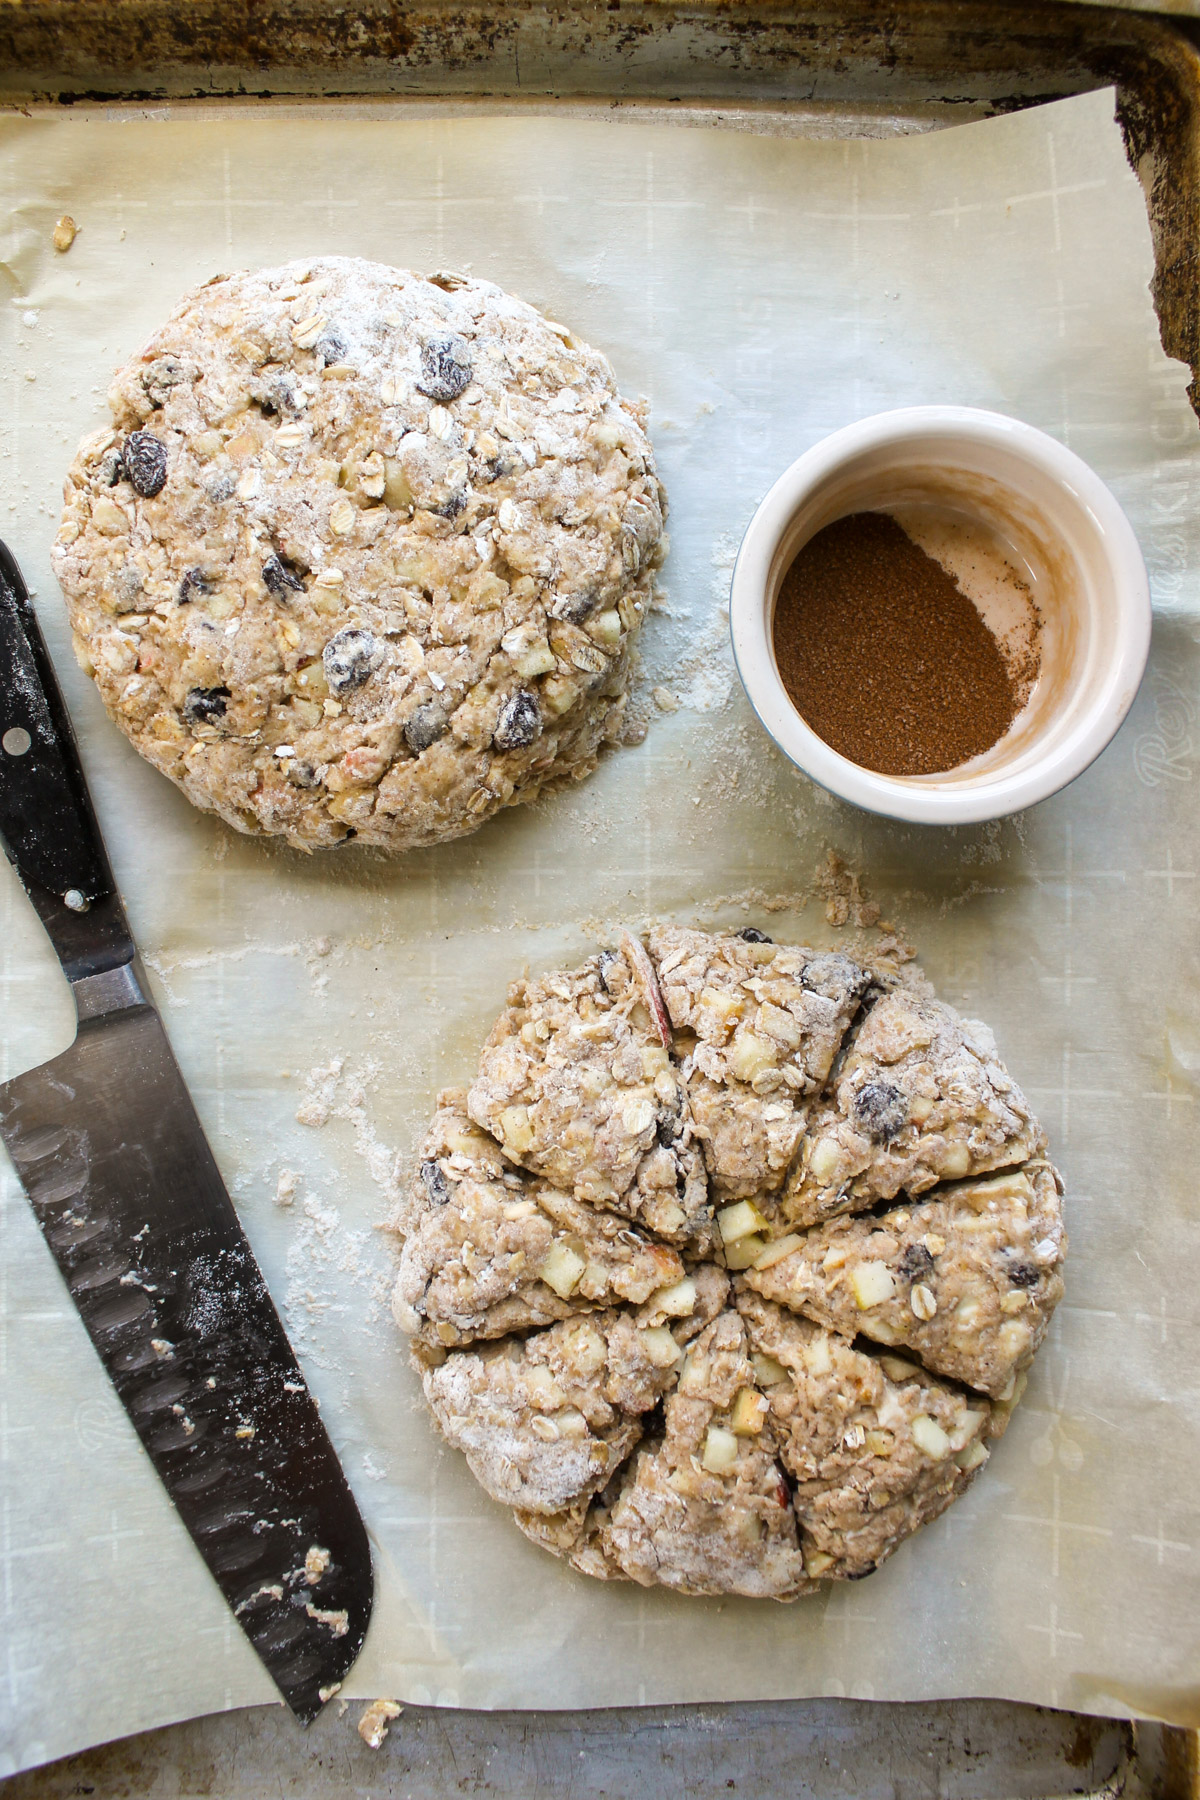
(52, 214, 78, 253)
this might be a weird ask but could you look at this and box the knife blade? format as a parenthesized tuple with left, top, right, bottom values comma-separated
(0, 539, 373, 1723)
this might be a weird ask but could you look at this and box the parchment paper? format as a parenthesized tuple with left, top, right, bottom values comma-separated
(2, 88, 1199, 1774)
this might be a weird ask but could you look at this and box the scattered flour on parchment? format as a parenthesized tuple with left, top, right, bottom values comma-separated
(295, 1058, 346, 1129)
(282, 1058, 406, 1355)
(626, 532, 739, 726)
(653, 534, 739, 715)
(142, 932, 336, 1007)
(295, 1058, 406, 1209)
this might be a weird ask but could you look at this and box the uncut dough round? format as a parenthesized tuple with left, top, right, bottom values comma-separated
(392, 928, 1067, 1600)
(52, 257, 667, 850)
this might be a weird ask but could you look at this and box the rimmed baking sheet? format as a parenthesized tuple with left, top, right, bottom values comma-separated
(1, 86, 1198, 1774)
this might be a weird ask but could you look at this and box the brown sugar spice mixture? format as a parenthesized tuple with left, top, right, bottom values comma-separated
(772, 512, 1020, 776)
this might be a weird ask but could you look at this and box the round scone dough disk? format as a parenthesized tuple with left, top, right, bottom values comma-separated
(52, 257, 667, 850)
(392, 927, 1067, 1600)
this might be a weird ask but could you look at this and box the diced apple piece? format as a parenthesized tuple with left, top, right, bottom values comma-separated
(955, 1440, 989, 1472)
(561, 1320, 607, 1376)
(498, 1105, 535, 1155)
(723, 1233, 767, 1271)
(804, 1549, 835, 1578)
(910, 1414, 952, 1461)
(730, 1388, 769, 1436)
(649, 1276, 697, 1318)
(586, 608, 623, 649)
(751, 1353, 788, 1387)
(699, 986, 743, 1021)
(757, 1002, 802, 1049)
(514, 642, 557, 679)
(938, 1141, 971, 1178)
(619, 931, 672, 1049)
(678, 1352, 711, 1398)
(849, 1261, 897, 1309)
(727, 1029, 777, 1084)
(701, 1425, 739, 1475)
(947, 1409, 988, 1452)
(807, 1136, 842, 1185)
(717, 1200, 769, 1245)
(638, 1326, 682, 1369)
(526, 1364, 567, 1408)
(539, 1241, 587, 1299)
(541, 675, 579, 718)
(879, 1355, 919, 1383)
(752, 1233, 804, 1271)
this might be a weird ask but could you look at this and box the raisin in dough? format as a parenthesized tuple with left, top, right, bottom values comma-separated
(52, 257, 666, 851)
(783, 989, 1040, 1227)
(393, 1091, 684, 1350)
(395, 927, 1066, 1599)
(748, 1164, 1065, 1399)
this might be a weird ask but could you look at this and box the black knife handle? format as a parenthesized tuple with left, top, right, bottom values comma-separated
(0, 539, 134, 982)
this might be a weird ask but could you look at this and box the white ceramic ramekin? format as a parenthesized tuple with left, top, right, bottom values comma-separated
(729, 407, 1152, 825)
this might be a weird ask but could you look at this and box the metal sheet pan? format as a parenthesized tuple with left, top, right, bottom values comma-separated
(1, 2, 1199, 1793)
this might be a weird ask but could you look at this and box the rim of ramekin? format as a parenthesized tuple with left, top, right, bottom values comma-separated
(728, 406, 1152, 826)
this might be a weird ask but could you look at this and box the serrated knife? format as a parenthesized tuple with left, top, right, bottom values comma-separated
(0, 539, 372, 1722)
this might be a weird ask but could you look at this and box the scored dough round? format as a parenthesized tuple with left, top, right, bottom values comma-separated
(393, 926, 1067, 1600)
(52, 257, 667, 851)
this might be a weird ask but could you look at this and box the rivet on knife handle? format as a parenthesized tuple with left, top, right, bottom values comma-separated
(0, 539, 133, 983)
